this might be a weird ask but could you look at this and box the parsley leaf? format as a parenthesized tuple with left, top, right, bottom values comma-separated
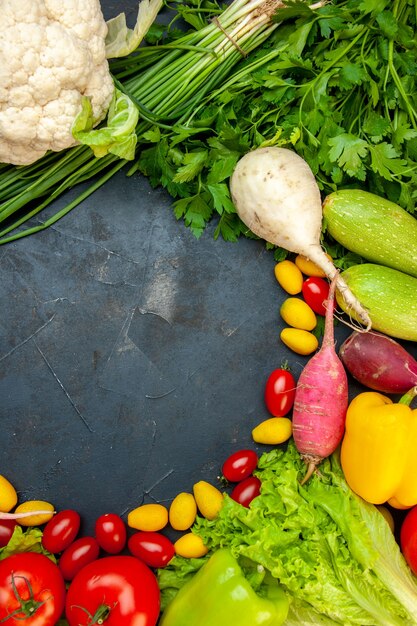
(173, 150, 208, 183)
(328, 134, 368, 179)
(368, 143, 408, 180)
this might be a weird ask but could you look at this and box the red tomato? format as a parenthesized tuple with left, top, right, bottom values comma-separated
(0, 519, 17, 548)
(230, 476, 261, 508)
(264, 369, 296, 416)
(95, 513, 127, 554)
(222, 449, 258, 483)
(0, 552, 65, 626)
(42, 509, 81, 554)
(302, 277, 330, 316)
(128, 531, 175, 568)
(58, 536, 100, 581)
(65, 556, 160, 626)
(400, 506, 417, 576)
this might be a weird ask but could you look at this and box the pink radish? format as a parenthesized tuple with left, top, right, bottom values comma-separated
(339, 331, 417, 394)
(292, 274, 348, 483)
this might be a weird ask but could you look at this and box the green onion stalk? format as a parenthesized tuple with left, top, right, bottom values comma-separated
(0, 0, 287, 245)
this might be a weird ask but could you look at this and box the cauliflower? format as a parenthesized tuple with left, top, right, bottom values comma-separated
(0, 0, 115, 165)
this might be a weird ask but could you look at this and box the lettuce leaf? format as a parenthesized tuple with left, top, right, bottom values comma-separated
(163, 442, 417, 625)
(0, 525, 55, 562)
(72, 88, 139, 160)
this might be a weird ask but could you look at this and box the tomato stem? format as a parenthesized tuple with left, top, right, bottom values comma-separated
(0, 574, 49, 623)
(93, 605, 112, 624)
(70, 603, 113, 625)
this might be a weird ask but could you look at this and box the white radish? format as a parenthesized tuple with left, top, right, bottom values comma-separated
(229, 146, 371, 329)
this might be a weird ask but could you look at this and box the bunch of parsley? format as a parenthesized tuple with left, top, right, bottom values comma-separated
(133, 0, 417, 249)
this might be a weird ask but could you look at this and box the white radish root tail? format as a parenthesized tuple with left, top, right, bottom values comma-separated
(303, 245, 372, 330)
(0, 510, 56, 520)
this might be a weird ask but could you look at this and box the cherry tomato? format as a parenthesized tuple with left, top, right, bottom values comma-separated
(280, 297, 317, 331)
(264, 368, 296, 416)
(274, 260, 303, 294)
(0, 519, 17, 548)
(42, 509, 81, 554)
(230, 476, 261, 508)
(95, 513, 127, 554)
(280, 328, 318, 356)
(0, 552, 65, 626)
(302, 277, 330, 316)
(58, 536, 100, 581)
(222, 449, 258, 483)
(65, 556, 160, 626)
(0, 475, 18, 512)
(400, 506, 417, 576)
(128, 531, 175, 568)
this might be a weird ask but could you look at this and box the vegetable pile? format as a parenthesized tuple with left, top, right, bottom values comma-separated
(1, 328, 417, 625)
(0, 0, 287, 244)
(161, 442, 417, 625)
(1, 0, 417, 624)
(135, 0, 417, 243)
(1, 0, 417, 252)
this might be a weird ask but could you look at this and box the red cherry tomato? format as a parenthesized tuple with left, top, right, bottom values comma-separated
(128, 531, 175, 568)
(222, 449, 258, 483)
(302, 277, 330, 316)
(58, 536, 100, 581)
(95, 513, 127, 554)
(0, 519, 17, 548)
(230, 476, 261, 508)
(264, 368, 296, 416)
(65, 556, 160, 626)
(42, 509, 81, 554)
(0, 552, 65, 626)
(400, 506, 417, 576)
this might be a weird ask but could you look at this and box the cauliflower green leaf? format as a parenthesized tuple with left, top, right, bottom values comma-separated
(105, 0, 164, 58)
(72, 89, 139, 160)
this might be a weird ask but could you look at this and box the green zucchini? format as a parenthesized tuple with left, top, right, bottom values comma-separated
(337, 264, 417, 341)
(323, 189, 417, 278)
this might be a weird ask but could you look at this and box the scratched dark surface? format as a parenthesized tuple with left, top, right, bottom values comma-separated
(1, 1, 416, 536)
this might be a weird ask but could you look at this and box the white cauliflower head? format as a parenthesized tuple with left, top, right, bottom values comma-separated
(0, 0, 115, 165)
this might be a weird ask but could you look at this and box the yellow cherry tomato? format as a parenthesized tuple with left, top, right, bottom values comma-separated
(0, 475, 18, 513)
(280, 328, 319, 355)
(14, 500, 55, 526)
(193, 481, 224, 520)
(274, 260, 303, 295)
(252, 417, 293, 445)
(280, 298, 317, 331)
(295, 254, 332, 277)
(169, 492, 197, 531)
(174, 533, 208, 558)
(127, 503, 169, 532)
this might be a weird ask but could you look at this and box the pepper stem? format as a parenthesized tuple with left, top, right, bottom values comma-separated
(399, 386, 417, 407)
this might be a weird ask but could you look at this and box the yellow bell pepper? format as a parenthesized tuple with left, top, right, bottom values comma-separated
(340, 387, 417, 509)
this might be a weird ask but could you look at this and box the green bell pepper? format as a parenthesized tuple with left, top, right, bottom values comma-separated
(159, 548, 289, 626)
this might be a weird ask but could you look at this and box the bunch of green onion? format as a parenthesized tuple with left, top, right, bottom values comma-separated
(0, 0, 283, 245)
